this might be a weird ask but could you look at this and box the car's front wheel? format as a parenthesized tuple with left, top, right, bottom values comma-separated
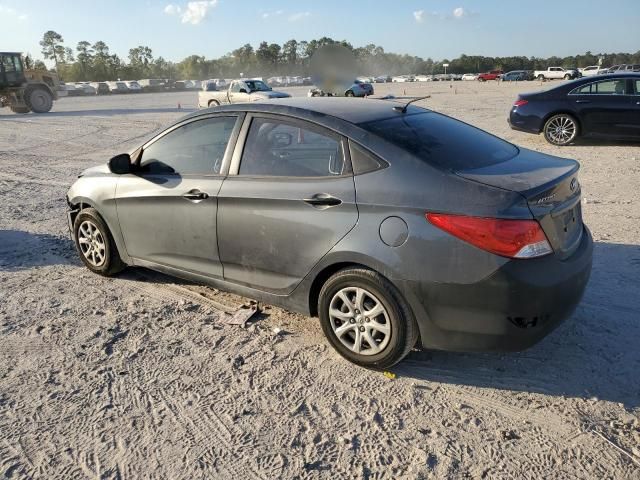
(318, 268, 418, 369)
(564, 74, 571, 80)
(345, 90, 355, 97)
(543, 113, 579, 146)
(73, 208, 125, 276)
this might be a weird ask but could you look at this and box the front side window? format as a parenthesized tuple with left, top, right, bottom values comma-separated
(239, 117, 345, 177)
(230, 82, 244, 93)
(244, 80, 270, 92)
(635, 80, 640, 95)
(140, 116, 237, 175)
(572, 80, 627, 95)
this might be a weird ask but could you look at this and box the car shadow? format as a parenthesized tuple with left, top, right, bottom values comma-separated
(0, 230, 77, 271)
(572, 138, 640, 147)
(396, 241, 640, 409)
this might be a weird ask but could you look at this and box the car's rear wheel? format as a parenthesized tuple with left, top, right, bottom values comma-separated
(318, 268, 418, 369)
(543, 113, 579, 146)
(345, 90, 355, 97)
(73, 208, 125, 276)
(537, 74, 545, 81)
(208, 100, 220, 107)
(564, 74, 571, 80)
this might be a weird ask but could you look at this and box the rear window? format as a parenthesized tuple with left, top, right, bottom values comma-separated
(359, 112, 518, 171)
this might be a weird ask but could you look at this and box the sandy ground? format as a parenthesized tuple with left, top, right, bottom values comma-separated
(1, 82, 639, 479)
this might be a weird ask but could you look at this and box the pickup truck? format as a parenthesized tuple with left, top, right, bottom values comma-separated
(198, 79, 290, 108)
(477, 70, 503, 81)
(533, 67, 580, 81)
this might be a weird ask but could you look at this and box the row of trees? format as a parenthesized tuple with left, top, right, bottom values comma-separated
(30, 30, 640, 82)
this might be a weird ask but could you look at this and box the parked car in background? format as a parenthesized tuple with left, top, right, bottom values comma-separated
(198, 79, 290, 108)
(107, 81, 129, 94)
(413, 75, 430, 82)
(67, 97, 592, 369)
(501, 70, 533, 82)
(309, 80, 373, 98)
(509, 73, 640, 145)
(374, 76, 391, 83)
(461, 73, 478, 81)
(64, 83, 83, 96)
(89, 82, 110, 95)
(125, 81, 143, 93)
(392, 75, 414, 82)
(138, 79, 166, 92)
(477, 70, 503, 81)
(534, 67, 580, 81)
(605, 64, 640, 73)
(580, 66, 606, 76)
(75, 83, 97, 95)
(353, 79, 374, 96)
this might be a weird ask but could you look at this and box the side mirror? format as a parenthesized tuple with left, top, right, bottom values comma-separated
(108, 153, 132, 174)
(239, 88, 248, 94)
(271, 132, 292, 147)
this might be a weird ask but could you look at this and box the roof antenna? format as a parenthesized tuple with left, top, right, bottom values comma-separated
(392, 95, 431, 113)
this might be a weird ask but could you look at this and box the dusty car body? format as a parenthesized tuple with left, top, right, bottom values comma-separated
(67, 98, 592, 369)
(198, 79, 290, 108)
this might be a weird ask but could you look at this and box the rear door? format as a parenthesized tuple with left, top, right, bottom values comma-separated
(569, 78, 635, 136)
(217, 114, 358, 294)
(631, 79, 640, 137)
(115, 114, 241, 277)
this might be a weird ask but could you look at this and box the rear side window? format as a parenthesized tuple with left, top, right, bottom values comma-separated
(140, 116, 237, 175)
(359, 112, 518, 171)
(572, 80, 627, 95)
(635, 80, 640, 94)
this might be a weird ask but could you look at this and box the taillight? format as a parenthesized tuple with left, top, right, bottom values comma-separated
(426, 213, 552, 259)
(513, 99, 528, 107)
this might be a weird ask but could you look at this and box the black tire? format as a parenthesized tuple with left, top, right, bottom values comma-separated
(564, 74, 571, 80)
(10, 105, 30, 114)
(345, 90, 355, 97)
(73, 207, 125, 276)
(25, 86, 54, 113)
(208, 100, 220, 107)
(318, 268, 418, 370)
(537, 74, 545, 81)
(543, 113, 579, 146)
(478, 78, 486, 82)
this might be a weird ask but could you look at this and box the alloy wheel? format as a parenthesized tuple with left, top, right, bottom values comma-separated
(546, 115, 577, 145)
(328, 287, 391, 355)
(77, 220, 106, 267)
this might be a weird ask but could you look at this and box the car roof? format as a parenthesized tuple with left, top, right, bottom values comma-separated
(185, 97, 428, 126)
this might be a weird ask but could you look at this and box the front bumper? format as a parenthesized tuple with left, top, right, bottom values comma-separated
(400, 226, 593, 352)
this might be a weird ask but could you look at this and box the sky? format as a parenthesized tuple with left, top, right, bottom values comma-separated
(2, 0, 639, 65)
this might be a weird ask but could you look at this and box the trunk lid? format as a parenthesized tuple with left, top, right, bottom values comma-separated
(455, 148, 584, 259)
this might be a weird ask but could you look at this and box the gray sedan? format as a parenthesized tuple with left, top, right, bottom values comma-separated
(66, 98, 592, 369)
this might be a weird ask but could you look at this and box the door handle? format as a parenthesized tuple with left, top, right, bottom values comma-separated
(303, 193, 342, 207)
(183, 189, 209, 201)
(575, 99, 591, 104)
(636, 101, 640, 105)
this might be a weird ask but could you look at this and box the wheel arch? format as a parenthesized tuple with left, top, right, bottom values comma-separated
(541, 110, 582, 134)
(67, 195, 131, 264)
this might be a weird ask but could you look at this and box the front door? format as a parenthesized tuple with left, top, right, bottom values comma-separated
(217, 115, 358, 294)
(115, 115, 239, 277)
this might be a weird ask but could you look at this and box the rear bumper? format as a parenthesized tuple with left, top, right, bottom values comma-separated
(400, 226, 593, 352)
(508, 110, 543, 134)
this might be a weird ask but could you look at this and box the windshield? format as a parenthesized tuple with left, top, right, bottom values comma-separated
(245, 80, 271, 92)
(359, 112, 519, 171)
